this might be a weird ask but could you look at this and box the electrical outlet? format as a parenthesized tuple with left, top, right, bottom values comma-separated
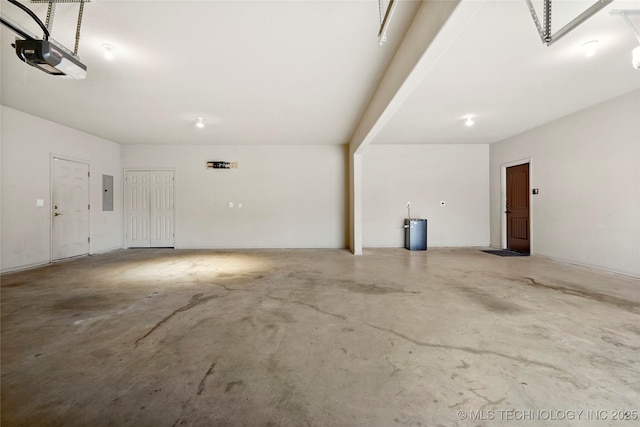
(228, 202, 234, 208)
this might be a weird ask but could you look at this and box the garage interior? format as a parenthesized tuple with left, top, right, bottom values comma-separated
(1, 0, 639, 426)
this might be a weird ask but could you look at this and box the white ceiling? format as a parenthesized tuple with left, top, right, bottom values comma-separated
(372, 0, 640, 145)
(1, 0, 639, 146)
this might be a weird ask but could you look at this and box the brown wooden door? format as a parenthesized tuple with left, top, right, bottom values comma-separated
(506, 163, 530, 253)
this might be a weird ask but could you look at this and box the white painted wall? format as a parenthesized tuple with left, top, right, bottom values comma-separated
(1, 106, 123, 272)
(362, 145, 489, 247)
(121, 144, 347, 249)
(490, 91, 640, 277)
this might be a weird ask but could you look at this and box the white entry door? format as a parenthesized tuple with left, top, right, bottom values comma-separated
(125, 170, 174, 248)
(52, 158, 90, 260)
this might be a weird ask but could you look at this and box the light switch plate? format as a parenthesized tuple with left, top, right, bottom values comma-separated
(36, 199, 44, 207)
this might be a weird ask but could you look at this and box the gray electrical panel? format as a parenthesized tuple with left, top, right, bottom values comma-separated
(102, 174, 114, 211)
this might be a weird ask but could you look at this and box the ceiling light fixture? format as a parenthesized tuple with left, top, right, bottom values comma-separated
(464, 116, 474, 127)
(582, 40, 599, 57)
(195, 117, 205, 129)
(102, 43, 115, 60)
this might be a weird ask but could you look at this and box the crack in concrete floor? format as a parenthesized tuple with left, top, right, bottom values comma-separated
(197, 362, 216, 395)
(520, 277, 640, 313)
(134, 293, 228, 347)
(136, 281, 586, 393)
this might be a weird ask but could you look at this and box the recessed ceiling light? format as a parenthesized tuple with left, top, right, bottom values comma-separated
(582, 40, 599, 57)
(464, 116, 474, 127)
(102, 43, 116, 60)
(195, 117, 205, 129)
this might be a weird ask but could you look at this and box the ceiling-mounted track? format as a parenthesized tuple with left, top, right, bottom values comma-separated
(377, 0, 398, 46)
(526, 0, 614, 46)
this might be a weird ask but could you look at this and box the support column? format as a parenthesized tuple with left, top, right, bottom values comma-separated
(349, 151, 363, 255)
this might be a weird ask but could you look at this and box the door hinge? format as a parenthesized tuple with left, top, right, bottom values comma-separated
(88, 237, 90, 243)
(88, 171, 90, 177)
(88, 204, 91, 210)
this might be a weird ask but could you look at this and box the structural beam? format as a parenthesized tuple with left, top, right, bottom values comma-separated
(347, 0, 483, 254)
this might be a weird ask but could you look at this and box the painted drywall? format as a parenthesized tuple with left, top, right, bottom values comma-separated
(121, 144, 347, 249)
(490, 90, 640, 277)
(362, 145, 489, 247)
(1, 106, 123, 272)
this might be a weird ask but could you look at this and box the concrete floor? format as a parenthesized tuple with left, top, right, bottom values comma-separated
(1, 248, 639, 427)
